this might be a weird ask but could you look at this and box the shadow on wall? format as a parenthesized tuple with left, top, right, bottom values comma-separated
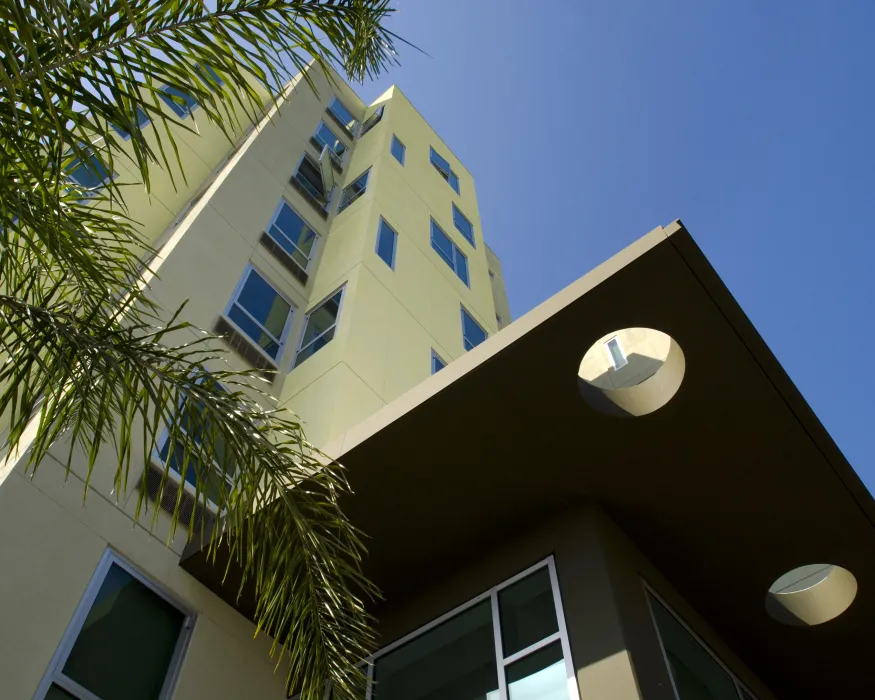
(583, 353, 665, 392)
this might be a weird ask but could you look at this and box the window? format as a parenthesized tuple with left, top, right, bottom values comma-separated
(496, 314, 503, 326)
(224, 266, 294, 362)
(461, 307, 487, 351)
(431, 220, 469, 285)
(195, 63, 223, 87)
(390, 135, 406, 165)
(360, 105, 385, 136)
(295, 287, 345, 365)
(265, 200, 318, 274)
(368, 559, 578, 700)
(159, 85, 198, 118)
(489, 270, 496, 280)
(65, 151, 115, 191)
(452, 204, 475, 247)
(328, 96, 357, 133)
(430, 146, 460, 194)
(338, 169, 369, 213)
(431, 349, 446, 374)
(606, 337, 627, 370)
(647, 587, 759, 700)
(111, 107, 150, 140)
(36, 550, 193, 700)
(154, 376, 235, 507)
(313, 121, 346, 164)
(292, 154, 332, 210)
(376, 218, 398, 269)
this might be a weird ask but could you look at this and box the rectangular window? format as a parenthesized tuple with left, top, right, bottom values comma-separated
(376, 218, 398, 269)
(153, 377, 236, 507)
(225, 266, 294, 362)
(328, 96, 357, 134)
(359, 105, 385, 136)
(159, 85, 198, 118)
(430, 146, 460, 194)
(195, 63, 223, 87)
(313, 121, 347, 164)
(292, 154, 331, 210)
(452, 204, 475, 247)
(338, 169, 369, 213)
(36, 550, 193, 700)
(265, 200, 318, 273)
(111, 107, 150, 140)
(295, 287, 345, 366)
(606, 337, 627, 370)
(64, 151, 115, 191)
(431, 220, 469, 285)
(461, 307, 487, 351)
(390, 135, 406, 165)
(368, 558, 578, 700)
(431, 349, 446, 374)
(647, 587, 759, 700)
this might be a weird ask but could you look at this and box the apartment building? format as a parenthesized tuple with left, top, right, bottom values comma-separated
(2, 63, 873, 700)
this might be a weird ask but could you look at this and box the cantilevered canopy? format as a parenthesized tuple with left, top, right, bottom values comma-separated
(183, 221, 875, 697)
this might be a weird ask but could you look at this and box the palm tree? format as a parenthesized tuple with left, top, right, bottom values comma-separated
(0, 2, 403, 697)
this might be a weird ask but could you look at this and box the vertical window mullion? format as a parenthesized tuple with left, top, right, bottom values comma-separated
(491, 592, 511, 700)
(548, 558, 582, 700)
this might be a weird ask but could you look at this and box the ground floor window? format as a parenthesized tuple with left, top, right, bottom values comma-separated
(646, 585, 759, 700)
(366, 558, 579, 700)
(37, 550, 194, 700)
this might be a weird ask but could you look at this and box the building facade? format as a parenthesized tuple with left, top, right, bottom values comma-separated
(2, 64, 873, 700)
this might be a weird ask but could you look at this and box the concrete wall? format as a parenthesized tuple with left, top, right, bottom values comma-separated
(579, 328, 671, 391)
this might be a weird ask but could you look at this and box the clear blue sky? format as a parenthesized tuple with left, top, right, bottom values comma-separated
(357, 1, 875, 493)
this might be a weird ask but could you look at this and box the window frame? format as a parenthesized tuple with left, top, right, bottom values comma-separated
(159, 84, 199, 119)
(360, 556, 580, 700)
(431, 349, 446, 374)
(293, 152, 334, 209)
(452, 203, 475, 247)
(110, 107, 151, 140)
(430, 146, 460, 194)
(64, 148, 117, 192)
(35, 549, 195, 700)
(312, 120, 347, 166)
(605, 336, 628, 370)
(294, 284, 347, 368)
(328, 96, 358, 133)
(430, 219, 469, 286)
(222, 264, 295, 366)
(337, 168, 370, 214)
(264, 199, 320, 274)
(375, 217, 398, 269)
(461, 306, 487, 351)
(644, 581, 760, 700)
(359, 104, 385, 137)
(390, 134, 406, 165)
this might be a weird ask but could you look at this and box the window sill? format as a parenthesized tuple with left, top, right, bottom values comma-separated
(259, 232, 309, 287)
(213, 316, 279, 380)
(324, 108, 355, 139)
(138, 459, 217, 534)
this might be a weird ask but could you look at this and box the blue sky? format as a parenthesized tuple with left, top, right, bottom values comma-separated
(357, 1, 875, 493)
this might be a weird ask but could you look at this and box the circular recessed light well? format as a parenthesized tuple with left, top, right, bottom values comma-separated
(765, 564, 857, 626)
(577, 328, 684, 417)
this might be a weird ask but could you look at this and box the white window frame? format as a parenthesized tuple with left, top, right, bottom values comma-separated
(452, 203, 475, 248)
(431, 349, 446, 374)
(265, 199, 320, 274)
(390, 134, 406, 165)
(35, 549, 195, 700)
(375, 217, 398, 269)
(293, 152, 335, 209)
(430, 146, 460, 194)
(328, 96, 358, 132)
(358, 104, 385, 137)
(461, 306, 487, 351)
(359, 556, 580, 700)
(337, 168, 370, 214)
(222, 264, 295, 366)
(431, 219, 469, 286)
(644, 581, 760, 700)
(151, 375, 235, 511)
(605, 336, 628, 370)
(294, 284, 347, 367)
(312, 120, 347, 166)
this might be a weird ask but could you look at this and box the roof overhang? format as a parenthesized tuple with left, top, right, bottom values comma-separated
(182, 221, 875, 696)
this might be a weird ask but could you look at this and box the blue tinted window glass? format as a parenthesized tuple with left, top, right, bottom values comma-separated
(329, 97, 357, 130)
(66, 153, 112, 189)
(391, 135, 405, 165)
(197, 64, 223, 87)
(453, 204, 474, 246)
(431, 351, 446, 374)
(456, 250, 469, 286)
(111, 107, 150, 139)
(339, 170, 369, 212)
(376, 219, 397, 268)
(314, 122, 346, 157)
(270, 202, 317, 269)
(229, 269, 291, 359)
(430, 147, 451, 175)
(462, 308, 487, 351)
(430, 221, 455, 268)
(449, 171, 461, 195)
(160, 86, 197, 117)
(296, 289, 343, 365)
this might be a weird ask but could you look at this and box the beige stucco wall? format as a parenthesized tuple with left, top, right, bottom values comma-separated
(579, 328, 671, 391)
(486, 244, 511, 329)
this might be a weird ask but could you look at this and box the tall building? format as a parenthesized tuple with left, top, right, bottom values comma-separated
(3, 64, 873, 700)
